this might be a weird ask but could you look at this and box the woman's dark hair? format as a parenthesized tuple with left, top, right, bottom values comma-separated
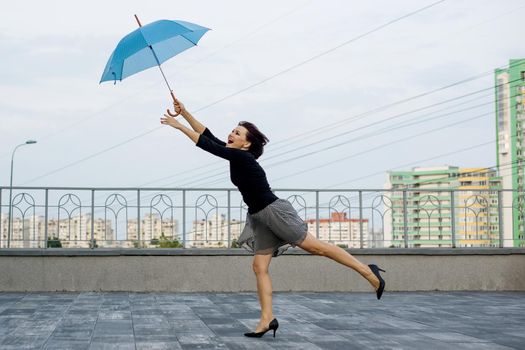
(238, 121, 269, 159)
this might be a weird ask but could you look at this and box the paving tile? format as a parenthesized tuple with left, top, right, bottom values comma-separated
(88, 342, 135, 350)
(51, 329, 94, 340)
(134, 334, 179, 343)
(136, 341, 182, 350)
(450, 343, 516, 350)
(0, 291, 523, 349)
(98, 311, 131, 320)
(42, 339, 91, 350)
(0, 334, 49, 349)
(89, 334, 135, 343)
(419, 331, 490, 342)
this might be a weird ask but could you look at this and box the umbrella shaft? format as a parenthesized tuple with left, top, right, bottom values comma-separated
(157, 63, 173, 93)
(148, 45, 173, 93)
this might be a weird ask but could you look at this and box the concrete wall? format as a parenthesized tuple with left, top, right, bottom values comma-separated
(1, 249, 524, 292)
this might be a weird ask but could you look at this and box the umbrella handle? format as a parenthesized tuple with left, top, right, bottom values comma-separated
(167, 91, 180, 117)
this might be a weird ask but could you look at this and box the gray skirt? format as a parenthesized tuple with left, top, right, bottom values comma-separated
(237, 198, 308, 257)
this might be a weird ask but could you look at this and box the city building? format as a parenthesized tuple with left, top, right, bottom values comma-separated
(0, 213, 113, 248)
(128, 213, 179, 248)
(384, 166, 502, 248)
(1, 213, 179, 248)
(306, 212, 369, 248)
(190, 214, 242, 248)
(495, 58, 525, 247)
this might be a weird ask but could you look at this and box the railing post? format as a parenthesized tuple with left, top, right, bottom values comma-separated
(403, 190, 409, 248)
(450, 190, 456, 248)
(44, 189, 49, 249)
(90, 190, 95, 249)
(359, 190, 364, 248)
(498, 190, 504, 248)
(182, 189, 186, 247)
(7, 187, 12, 248)
(227, 190, 231, 248)
(315, 191, 320, 239)
(137, 189, 141, 248)
(0, 188, 2, 248)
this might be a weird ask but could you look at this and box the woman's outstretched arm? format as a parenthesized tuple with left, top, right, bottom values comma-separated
(161, 112, 245, 161)
(161, 113, 200, 144)
(168, 94, 206, 134)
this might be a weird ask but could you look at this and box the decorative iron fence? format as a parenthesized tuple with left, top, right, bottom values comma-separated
(0, 187, 523, 249)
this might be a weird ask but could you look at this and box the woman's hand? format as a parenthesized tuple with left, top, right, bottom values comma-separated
(160, 113, 184, 129)
(166, 94, 186, 117)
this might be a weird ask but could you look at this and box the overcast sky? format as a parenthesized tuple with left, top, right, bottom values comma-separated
(1, 0, 523, 191)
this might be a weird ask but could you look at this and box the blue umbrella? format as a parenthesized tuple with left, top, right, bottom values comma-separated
(100, 15, 209, 96)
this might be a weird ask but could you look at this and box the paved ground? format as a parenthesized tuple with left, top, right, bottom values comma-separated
(0, 291, 523, 349)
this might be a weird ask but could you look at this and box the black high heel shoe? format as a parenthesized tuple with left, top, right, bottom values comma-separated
(244, 318, 279, 338)
(368, 264, 386, 300)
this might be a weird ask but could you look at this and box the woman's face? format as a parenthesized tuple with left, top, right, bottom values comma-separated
(226, 126, 251, 150)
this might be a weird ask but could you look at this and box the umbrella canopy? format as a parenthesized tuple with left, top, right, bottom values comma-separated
(100, 19, 209, 84)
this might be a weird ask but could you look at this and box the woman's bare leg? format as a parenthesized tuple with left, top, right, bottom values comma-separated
(297, 234, 380, 289)
(252, 253, 274, 332)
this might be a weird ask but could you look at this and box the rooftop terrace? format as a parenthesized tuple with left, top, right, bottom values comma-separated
(0, 291, 523, 349)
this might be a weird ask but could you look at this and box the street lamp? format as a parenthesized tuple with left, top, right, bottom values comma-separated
(7, 140, 37, 248)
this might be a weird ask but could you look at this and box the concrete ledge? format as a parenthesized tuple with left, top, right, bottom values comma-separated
(1, 249, 524, 292)
(1, 248, 525, 256)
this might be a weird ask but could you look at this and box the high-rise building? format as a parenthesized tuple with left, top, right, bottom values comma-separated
(495, 59, 525, 247)
(384, 166, 502, 248)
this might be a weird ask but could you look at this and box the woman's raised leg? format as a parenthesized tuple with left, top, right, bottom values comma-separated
(297, 234, 380, 289)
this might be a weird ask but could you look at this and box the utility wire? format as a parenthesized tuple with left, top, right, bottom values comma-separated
(147, 79, 506, 189)
(211, 111, 494, 187)
(19, 1, 315, 148)
(136, 68, 525, 188)
(20, 0, 447, 185)
(178, 87, 520, 188)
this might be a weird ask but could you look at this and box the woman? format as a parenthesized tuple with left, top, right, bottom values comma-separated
(160, 97, 385, 338)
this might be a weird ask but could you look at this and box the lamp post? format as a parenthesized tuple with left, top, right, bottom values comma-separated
(7, 140, 37, 248)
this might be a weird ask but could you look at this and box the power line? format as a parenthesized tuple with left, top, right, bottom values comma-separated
(172, 0, 314, 75)
(266, 88, 497, 161)
(314, 151, 521, 209)
(140, 83, 495, 188)
(21, 127, 160, 185)
(10, 2, 314, 150)
(323, 140, 496, 189)
(179, 107, 493, 190)
(20, 0, 446, 185)
(180, 86, 519, 188)
(140, 70, 524, 189)
(152, 82, 496, 188)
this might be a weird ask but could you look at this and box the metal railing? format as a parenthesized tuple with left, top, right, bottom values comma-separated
(1, 186, 523, 249)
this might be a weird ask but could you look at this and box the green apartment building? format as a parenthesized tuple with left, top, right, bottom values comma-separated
(385, 166, 502, 248)
(495, 59, 525, 247)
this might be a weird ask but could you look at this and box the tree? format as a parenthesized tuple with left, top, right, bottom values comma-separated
(230, 239, 240, 248)
(89, 239, 99, 249)
(156, 233, 183, 248)
(47, 237, 62, 248)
